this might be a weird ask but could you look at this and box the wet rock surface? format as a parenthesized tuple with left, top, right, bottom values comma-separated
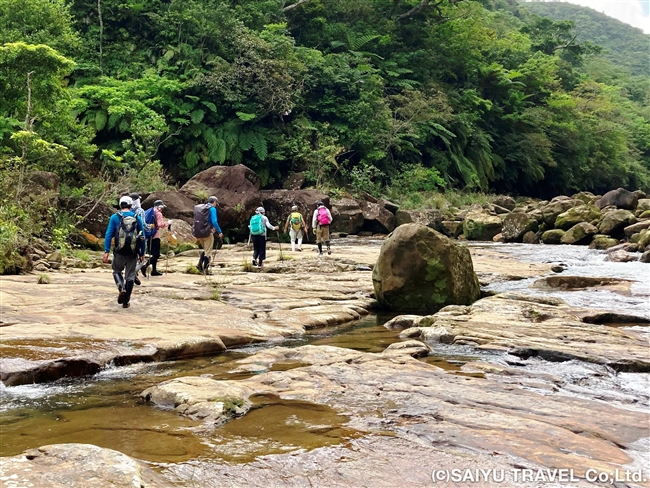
(140, 344, 649, 486)
(399, 294, 650, 371)
(3, 240, 650, 487)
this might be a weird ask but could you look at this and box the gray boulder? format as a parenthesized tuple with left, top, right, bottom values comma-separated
(598, 209, 636, 236)
(597, 188, 638, 210)
(541, 229, 565, 244)
(330, 198, 364, 234)
(492, 195, 516, 211)
(554, 205, 601, 230)
(360, 201, 396, 234)
(463, 212, 502, 241)
(560, 222, 598, 245)
(372, 224, 480, 313)
(624, 220, 650, 237)
(540, 199, 579, 226)
(501, 213, 539, 242)
(395, 209, 442, 232)
(589, 235, 619, 250)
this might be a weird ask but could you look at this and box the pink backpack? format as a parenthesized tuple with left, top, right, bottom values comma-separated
(317, 206, 331, 225)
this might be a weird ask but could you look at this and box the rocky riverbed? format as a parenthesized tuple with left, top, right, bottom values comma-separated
(1, 239, 649, 487)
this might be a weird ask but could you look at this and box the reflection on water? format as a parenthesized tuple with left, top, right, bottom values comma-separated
(204, 394, 357, 464)
(473, 243, 650, 318)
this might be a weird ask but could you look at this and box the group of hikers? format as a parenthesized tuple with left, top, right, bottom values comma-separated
(103, 194, 333, 308)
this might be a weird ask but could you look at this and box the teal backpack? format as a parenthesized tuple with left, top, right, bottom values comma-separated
(249, 214, 265, 235)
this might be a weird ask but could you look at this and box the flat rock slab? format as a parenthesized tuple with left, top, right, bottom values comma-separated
(0, 246, 377, 386)
(399, 294, 650, 371)
(0, 443, 169, 487)
(141, 345, 650, 484)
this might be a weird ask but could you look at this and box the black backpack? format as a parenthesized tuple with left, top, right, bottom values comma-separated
(114, 213, 140, 256)
(192, 204, 212, 238)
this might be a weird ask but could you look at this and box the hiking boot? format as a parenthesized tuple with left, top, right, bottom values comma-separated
(122, 302, 130, 309)
(297, 248, 302, 252)
(151, 270, 163, 276)
(319, 252, 323, 256)
(252, 259, 257, 267)
(140, 263, 149, 277)
(117, 290, 126, 304)
(134, 276, 141, 286)
(327, 249, 331, 255)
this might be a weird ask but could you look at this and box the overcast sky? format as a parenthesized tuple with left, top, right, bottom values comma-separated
(547, 0, 650, 33)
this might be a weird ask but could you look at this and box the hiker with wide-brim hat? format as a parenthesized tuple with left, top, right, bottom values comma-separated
(103, 195, 145, 308)
(311, 200, 333, 256)
(249, 206, 278, 269)
(141, 199, 171, 277)
(283, 205, 308, 252)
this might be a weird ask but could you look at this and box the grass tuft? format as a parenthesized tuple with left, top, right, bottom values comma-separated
(37, 273, 51, 284)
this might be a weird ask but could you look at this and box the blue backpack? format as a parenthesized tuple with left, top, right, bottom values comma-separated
(249, 214, 265, 235)
(144, 207, 157, 238)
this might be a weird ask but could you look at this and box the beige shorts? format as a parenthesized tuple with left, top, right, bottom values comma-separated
(316, 225, 330, 243)
(196, 234, 214, 253)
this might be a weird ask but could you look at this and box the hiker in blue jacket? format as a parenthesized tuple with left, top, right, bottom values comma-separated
(249, 207, 278, 269)
(102, 195, 146, 308)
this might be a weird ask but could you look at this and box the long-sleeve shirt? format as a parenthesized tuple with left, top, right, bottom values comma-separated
(261, 215, 276, 237)
(153, 207, 169, 239)
(209, 206, 222, 234)
(104, 210, 145, 256)
(312, 206, 333, 228)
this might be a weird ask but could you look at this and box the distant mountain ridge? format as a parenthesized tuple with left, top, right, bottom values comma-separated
(523, 1, 650, 76)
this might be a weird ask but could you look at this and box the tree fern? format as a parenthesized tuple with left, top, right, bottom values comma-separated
(238, 131, 253, 151)
(108, 112, 121, 130)
(95, 110, 107, 131)
(191, 109, 205, 124)
(185, 150, 199, 171)
(250, 132, 268, 160)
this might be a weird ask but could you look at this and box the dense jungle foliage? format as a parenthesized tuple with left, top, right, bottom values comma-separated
(1, 0, 649, 270)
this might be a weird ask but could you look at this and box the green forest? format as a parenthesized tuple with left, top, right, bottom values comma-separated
(525, 1, 649, 77)
(1, 0, 649, 214)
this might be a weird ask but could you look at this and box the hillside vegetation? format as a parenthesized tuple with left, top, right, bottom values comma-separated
(1, 0, 649, 269)
(524, 1, 650, 77)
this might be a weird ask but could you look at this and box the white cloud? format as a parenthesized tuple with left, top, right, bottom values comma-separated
(553, 0, 650, 33)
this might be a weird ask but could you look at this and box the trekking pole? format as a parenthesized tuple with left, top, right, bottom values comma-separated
(276, 229, 282, 258)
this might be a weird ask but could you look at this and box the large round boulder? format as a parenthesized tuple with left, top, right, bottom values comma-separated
(180, 164, 261, 196)
(560, 222, 598, 245)
(462, 212, 502, 241)
(554, 205, 601, 230)
(372, 224, 480, 313)
(492, 195, 516, 211)
(541, 229, 565, 244)
(597, 209, 636, 237)
(539, 199, 579, 227)
(501, 212, 539, 242)
(597, 188, 639, 210)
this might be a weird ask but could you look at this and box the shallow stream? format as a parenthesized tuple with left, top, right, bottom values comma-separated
(1, 243, 649, 466)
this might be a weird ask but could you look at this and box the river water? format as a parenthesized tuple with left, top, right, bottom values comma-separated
(1, 243, 649, 466)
